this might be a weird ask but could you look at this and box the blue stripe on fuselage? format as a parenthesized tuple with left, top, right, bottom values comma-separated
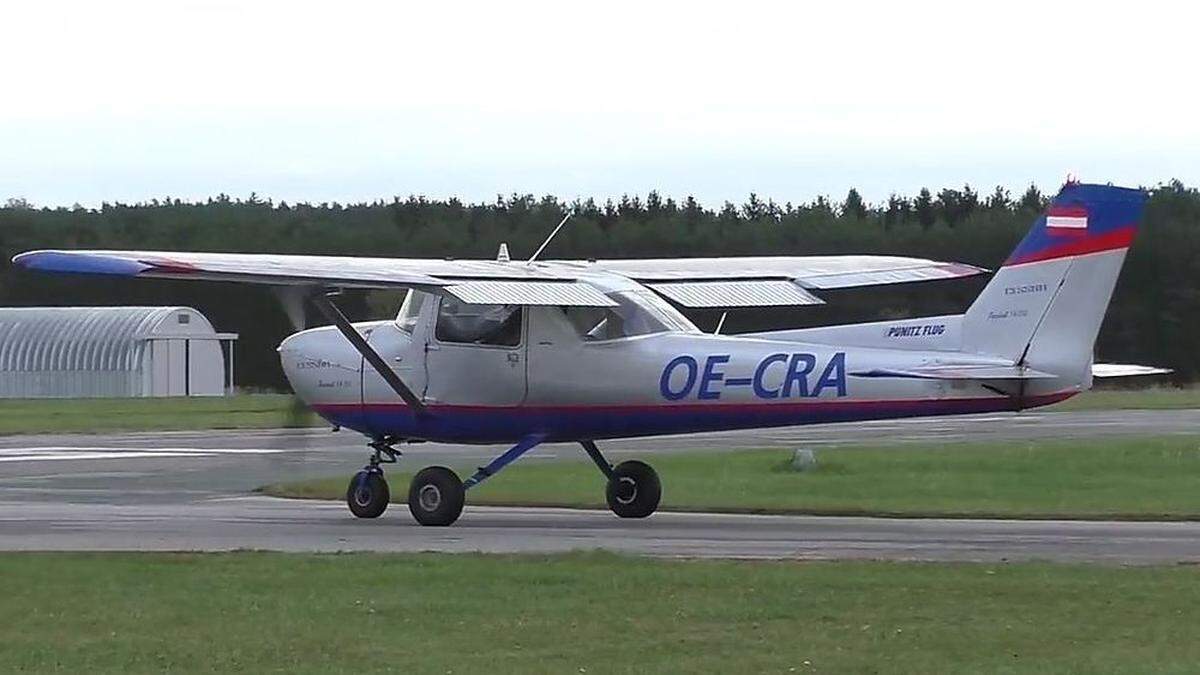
(313, 392, 1075, 443)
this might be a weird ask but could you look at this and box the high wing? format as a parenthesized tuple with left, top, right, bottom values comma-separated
(11, 250, 616, 307)
(12, 249, 987, 308)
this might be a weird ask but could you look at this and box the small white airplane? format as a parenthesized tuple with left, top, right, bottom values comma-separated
(14, 182, 1168, 526)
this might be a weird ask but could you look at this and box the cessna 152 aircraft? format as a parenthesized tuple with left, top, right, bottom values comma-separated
(13, 182, 1167, 526)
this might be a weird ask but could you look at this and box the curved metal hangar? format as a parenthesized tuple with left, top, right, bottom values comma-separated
(0, 306, 237, 398)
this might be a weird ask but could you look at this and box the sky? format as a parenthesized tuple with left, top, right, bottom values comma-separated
(2, 0, 1197, 208)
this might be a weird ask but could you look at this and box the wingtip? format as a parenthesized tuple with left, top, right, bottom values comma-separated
(9, 250, 150, 277)
(11, 250, 40, 267)
(11, 250, 52, 269)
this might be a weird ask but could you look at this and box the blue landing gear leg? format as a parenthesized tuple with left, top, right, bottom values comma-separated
(463, 433, 547, 489)
(581, 440, 661, 519)
(407, 434, 546, 527)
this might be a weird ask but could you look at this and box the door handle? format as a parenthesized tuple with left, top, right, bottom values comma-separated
(507, 353, 521, 363)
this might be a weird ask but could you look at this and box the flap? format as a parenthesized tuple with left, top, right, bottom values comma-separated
(648, 280, 824, 308)
(444, 280, 616, 306)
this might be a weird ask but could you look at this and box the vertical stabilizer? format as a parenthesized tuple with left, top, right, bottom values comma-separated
(961, 183, 1146, 385)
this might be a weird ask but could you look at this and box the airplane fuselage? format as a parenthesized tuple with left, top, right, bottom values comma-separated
(279, 303, 1076, 444)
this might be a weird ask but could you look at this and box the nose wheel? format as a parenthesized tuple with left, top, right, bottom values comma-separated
(346, 469, 389, 518)
(346, 438, 401, 519)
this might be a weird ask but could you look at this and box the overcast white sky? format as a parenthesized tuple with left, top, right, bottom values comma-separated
(2, 0, 1196, 207)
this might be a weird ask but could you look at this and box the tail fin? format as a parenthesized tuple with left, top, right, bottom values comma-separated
(961, 183, 1147, 385)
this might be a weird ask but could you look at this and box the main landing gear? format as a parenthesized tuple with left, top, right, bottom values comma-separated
(345, 436, 661, 526)
(581, 441, 661, 519)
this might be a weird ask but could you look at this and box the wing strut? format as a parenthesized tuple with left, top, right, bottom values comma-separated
(308, 291, 428, 416)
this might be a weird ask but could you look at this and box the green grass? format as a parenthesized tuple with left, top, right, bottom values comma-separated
(0, 394, 319, 435)
(1052, 386, 1200, 411)
(264, 436, 1200, 520)
(1, 552, 1198, 674)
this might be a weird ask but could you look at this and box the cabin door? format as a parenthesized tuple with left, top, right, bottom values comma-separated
(423, 297, 527, 406)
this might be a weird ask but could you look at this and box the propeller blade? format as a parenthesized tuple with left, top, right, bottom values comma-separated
(273, 286, 312, 331)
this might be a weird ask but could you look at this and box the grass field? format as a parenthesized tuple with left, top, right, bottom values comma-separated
(0, 387, 1195, 436)
(1052, 386, 1200, 411)
(264, 436, 1200, 520)
(1, 552, 1198, 673)
(0, 394, 319, 435)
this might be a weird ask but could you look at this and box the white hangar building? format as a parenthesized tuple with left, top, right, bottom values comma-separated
(0, 306, 237, 398)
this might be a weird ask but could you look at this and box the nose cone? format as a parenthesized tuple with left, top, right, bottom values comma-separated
(278, 326, 362, 406)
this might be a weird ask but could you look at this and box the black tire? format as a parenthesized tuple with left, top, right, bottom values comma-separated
(408, 466, 466, 526)
(606, 460, 661, 518)
(346, 470, 389, 519)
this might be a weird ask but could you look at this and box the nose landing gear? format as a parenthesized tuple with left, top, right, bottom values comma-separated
(346, 469, 389, 518)
(345, 438, 400, 519)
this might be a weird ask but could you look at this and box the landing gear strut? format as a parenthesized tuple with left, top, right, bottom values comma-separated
(345, 438, 400, 519)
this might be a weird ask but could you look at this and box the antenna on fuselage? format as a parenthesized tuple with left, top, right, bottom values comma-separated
(527, 210, 573, 264)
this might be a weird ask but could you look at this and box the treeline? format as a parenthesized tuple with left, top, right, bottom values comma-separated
(1, 180, 1197, 388)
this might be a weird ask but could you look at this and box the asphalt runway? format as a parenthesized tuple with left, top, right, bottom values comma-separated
(1, 408, 1198, 563)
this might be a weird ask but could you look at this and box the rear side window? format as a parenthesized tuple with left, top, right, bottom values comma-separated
(562, 290, 699, 341)
(435, 298, 522, 346)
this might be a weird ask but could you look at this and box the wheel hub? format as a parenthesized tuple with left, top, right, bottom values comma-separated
(353, 486, 373, 507)
(418, 484, 442, 512)
(614, 476, 638, 505)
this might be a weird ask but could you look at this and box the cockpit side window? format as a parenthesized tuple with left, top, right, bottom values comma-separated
(435, 298, 523, 346)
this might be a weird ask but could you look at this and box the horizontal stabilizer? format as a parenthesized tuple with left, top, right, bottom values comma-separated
(850, 365, 1058, 381)
(1091, 363, 1173, 378)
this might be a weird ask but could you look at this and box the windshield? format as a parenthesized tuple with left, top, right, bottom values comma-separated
(563, 290, 698, 341)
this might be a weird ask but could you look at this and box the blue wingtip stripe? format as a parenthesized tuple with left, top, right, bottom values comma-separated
(12, 251, 150, 277)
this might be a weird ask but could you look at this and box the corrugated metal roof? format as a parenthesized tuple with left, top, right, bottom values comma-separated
(445, 281, 617, 307)
(0, 306, 218, 398)
(647, 280, 825, 308)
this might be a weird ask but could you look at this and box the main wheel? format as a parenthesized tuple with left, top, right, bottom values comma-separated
(606, 460, 661, 518)
(408, 466, 466, 526)
(346, 470, 389, 518)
